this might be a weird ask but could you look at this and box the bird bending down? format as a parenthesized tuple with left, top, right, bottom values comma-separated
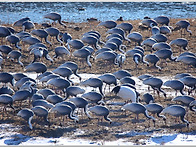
(122, 102, 156, 126)
(89, 105, 112, 124)
(160, 105, 189, 127)
(44, 12, 66, 27)
(17, 108, 34, 130)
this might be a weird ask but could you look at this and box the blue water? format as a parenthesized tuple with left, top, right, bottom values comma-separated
(0, 2, 195, 24)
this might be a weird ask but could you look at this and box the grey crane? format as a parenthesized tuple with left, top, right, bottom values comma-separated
(179, 76, 196, 95)
(151, 25, 160, 36)
(0, 56, 4, 70)
(39, 73, 60, 84)
(45, 27, 63, 44)
(98, 20, 117, 29)
(47, 77, 71, 95)
(113, 69, 132, 80)
(7, 50, 24, 67)
(7, 27, 15, 34)
(41, 22, 51, 28)
(0, 72, 14, 87)
(138, 74, 153, 81)
(144, 54, 161, 71)
(15, 77, 35, 90)
(142, 93, 155, 104)
(141, 18, 157, 28)
(120, 76, 135, 85)
(12, 81, 35, 105)
(82, 91, 104, 105)
(94, 47, 113, 56)
(65, 86, 85, 100)
(17, 108, 34, 129)
(49, 104, 78, 125)
(106, 33, 124, 41)
(32, 99, 55, 111)
(31, 93, 44, 102)
(31, 29, 52, 46)
(62, 32, 72, 50)
(95, 51, 119, 67)
(152, 42, 171, 51)
(106, 27, 130, 42)
(176, 55, 196, 68)
(89, 105, 112, 124)
(53, 46, 70, 60)
(67, 39, 84, 51)
(32, 99, 54, 110)
(30, 47, 43, 63)
(0, 26, 11, 43)
(56, 101, 77, 117)
(82, 31, 104, 45)
(154, 48, 177, 65)
(81, 35, 100, 50)
(160, 104, 189, 127)
(169, 38, 188, 53)
(80, 77, 103, 96)
(6, 34, 22, 50)
(28, 42, 47, 52)
(59, 61, 82, 81)
(116, 22, 133, 34)
(189, 100, 196, 112)
(164, 79, 185, 95)
(43, 12, 66, 27)
(0, 86, 14, 95)
(46, 94, 64, 105)
(31, 105, 50, 124)
(143, 77, 166, 97)
(0, 45, 12, 56)
(172, 95, 195, 107)
(52, 67, 74, 84)
(16, 31, 31, 40)
(160, 26, 172, 35)
(145, 103, 166, 124)
(22, 36, 41, 46)
(111, 85, 137, 103)
(132, 53, 142, 71)
(173, 20, 192, 37)
(127, 32, 143, 46)
(98, 73, 117, 93)
(151, 34, 167, 42)
(13, 17, 30, 27)
(36, 71, 53, 81)
(141, 37, 157, 51)
(154, 15, 170, 26)
(0, 94, 15, 114)
(126, 48, 147, 66)
(121, 102, 156, 126)
(72, 47, 93, 68)
(175, 73, 192, 80)
(103, 41, 118, 51)
(24, 62, 47, 75)
(179, 51, 196, 58)
(106, 37, 126, 53)
(69, 96, 91, 119)
(22, 21, 35, 32)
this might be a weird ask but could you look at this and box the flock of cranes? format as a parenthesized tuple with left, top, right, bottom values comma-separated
(0, 12, 195, 136)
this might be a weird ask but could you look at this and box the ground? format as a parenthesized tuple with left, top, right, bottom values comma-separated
(0, 17, 195, 145)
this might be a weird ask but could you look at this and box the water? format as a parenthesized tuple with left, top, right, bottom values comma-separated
(0, 2, 195, 24)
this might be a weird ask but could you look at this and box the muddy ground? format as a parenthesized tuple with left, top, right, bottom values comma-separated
(0, 17, 196, 145)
